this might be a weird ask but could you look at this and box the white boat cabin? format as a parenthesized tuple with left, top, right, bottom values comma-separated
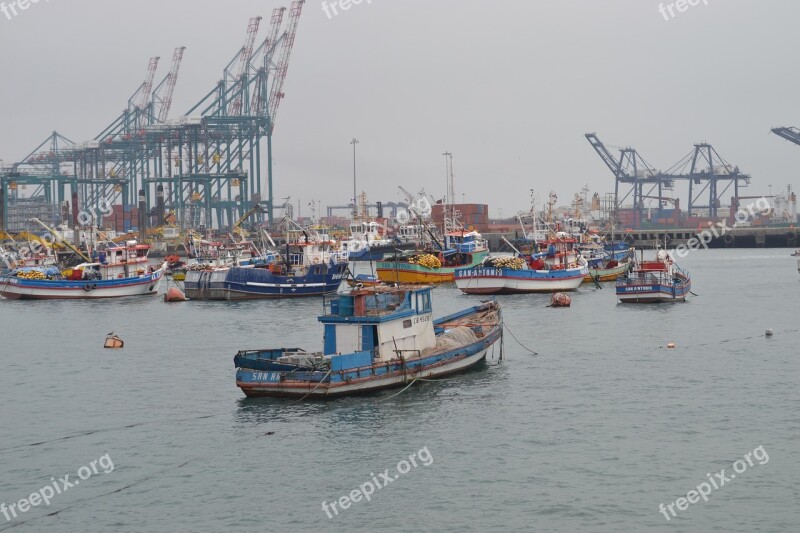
(320, 286, 435, 363)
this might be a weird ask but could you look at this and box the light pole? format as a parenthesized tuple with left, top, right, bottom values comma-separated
(351, 138, 359, 220)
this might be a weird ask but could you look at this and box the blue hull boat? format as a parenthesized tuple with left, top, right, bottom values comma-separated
(185, 262, 347, 300)
(234, 285, 503, 398)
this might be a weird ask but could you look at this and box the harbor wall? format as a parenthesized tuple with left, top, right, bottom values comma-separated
(484, 226, 800, 252)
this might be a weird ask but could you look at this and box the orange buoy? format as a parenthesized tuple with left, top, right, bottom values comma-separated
(104, 333, 124, 349)
(164, 287, 186, 302)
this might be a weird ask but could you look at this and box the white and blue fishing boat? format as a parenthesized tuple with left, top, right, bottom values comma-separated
(0, 240, 165, 300)
(454, 237, 588, 294)
(234, 285, 502, 398)
(616, 249, 691, 303)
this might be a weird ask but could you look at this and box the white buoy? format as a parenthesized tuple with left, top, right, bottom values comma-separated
(667, 342, 676, 349)
(765, 329, 774, 337)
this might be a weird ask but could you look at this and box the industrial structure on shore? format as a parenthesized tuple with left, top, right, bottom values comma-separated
(1, 1, 305, 236)
(583, 132, 798, 232)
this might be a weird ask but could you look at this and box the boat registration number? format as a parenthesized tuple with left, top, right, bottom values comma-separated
(251, 372, 281, 382)
(457, 268, 500, 277)
(622, 286, 654, 292)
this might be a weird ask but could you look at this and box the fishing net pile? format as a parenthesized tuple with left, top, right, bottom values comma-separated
(408, 254, 442, 269)
(484, 256, 527, 270)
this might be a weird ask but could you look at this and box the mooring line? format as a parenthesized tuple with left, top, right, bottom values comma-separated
(503, 323, 538, 355)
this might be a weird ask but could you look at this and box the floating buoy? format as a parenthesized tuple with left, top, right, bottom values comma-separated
(549, 292, 571, 307)
(104, 332, 124, 349)
(765, 329, 774, 337)
(667, 342, 676, 349)
(164, 287, 186, 302)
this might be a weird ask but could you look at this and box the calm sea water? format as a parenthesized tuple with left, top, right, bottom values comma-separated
(0, 249, 798, 532)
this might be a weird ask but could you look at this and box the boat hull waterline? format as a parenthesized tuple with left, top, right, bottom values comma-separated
(455, 266, 586, 294)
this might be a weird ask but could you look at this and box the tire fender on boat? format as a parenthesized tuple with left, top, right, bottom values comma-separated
(83, 283, 92, 291)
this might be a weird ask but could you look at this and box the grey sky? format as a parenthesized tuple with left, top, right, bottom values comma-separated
(1, 0, 798, 217)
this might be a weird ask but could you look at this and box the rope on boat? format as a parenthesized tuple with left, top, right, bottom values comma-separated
(290, 368, 333, 404)
(503, 323, 538, 355)
(377, 375, 421, 402)
(690, 291, 700, 296)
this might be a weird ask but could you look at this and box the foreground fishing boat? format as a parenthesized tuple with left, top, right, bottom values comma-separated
(234, 285, 502, 398)
(376, 231, 488, 284)
(616, 249, 691, 303)
(0, 241, 166, 300)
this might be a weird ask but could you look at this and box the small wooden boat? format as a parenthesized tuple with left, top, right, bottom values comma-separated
(584, 255, 633, 283)
(234, 285, 503, 398)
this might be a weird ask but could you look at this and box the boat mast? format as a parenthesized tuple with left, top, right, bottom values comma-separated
(443, 151, 456, 238)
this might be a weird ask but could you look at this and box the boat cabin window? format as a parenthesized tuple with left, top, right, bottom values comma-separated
(416, 291, 431, 313)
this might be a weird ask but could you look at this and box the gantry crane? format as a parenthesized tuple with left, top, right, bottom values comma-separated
(585, 133, 672, 227)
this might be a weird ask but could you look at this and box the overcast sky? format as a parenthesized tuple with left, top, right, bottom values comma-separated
(2, 0, 799, 217)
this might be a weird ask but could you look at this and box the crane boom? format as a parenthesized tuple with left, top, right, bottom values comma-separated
(157, 47, 186, 123)
(268, 0, 305, 131)
(230, 16, 262, 116)
(137, 56, 160, 111)
(250, 7, 286, 116)
(585, 133, 627, 178)
(771, 126, 800, 147)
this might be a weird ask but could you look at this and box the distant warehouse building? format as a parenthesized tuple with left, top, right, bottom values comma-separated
(431, 202, 489, 233)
